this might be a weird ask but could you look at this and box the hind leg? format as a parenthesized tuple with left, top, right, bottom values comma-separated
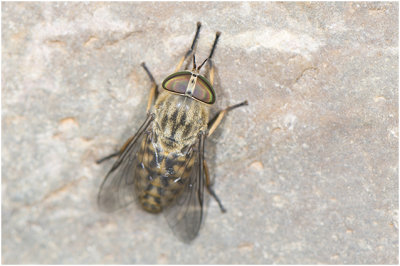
(204, 160, 226, 213)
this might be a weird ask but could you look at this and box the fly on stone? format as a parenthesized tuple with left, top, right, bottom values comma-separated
(97, 22, 248, 242)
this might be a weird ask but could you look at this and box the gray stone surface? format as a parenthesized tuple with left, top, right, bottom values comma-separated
(2, 2, 398, 264)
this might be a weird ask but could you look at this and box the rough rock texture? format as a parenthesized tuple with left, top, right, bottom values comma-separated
(2, 2, 398, 264)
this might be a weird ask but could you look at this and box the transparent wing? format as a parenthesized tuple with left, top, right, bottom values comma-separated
(163, 132, 206, 242)
(97, 114, 154, 212)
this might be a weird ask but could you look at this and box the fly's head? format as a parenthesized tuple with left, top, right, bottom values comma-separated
(161, 54, 216, 105)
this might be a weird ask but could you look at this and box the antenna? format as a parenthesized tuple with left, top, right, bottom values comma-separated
(192, 54, 197, 71)
(197, 57, 208, 71)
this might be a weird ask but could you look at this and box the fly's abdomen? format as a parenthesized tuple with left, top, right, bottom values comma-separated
(135, 136, 196, 213)
(139, 182, 163, 213)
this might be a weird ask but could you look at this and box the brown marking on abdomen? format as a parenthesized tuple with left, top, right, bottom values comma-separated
(135, 137, 196, 213)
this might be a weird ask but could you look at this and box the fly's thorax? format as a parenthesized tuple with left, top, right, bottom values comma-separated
(153, 92, 209, 151)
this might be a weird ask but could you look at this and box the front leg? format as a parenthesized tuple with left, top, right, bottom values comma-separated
(175, 22, 202, 72)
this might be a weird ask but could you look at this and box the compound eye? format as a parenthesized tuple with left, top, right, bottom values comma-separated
(161, 71, 216, 104)
(193, 75, 215, 104)
(162, 71, 192, 94)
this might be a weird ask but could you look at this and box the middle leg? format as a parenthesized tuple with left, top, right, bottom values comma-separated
(208, 101, 248, 137)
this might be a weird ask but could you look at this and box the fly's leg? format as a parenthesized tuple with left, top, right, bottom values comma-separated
(141, 62, 159, 112)
(175, 22, 202, 72)
(97, 63, 157, 164)
(204, 160, 226, 213)
(96, 134, 135, 164)
(96, 152, 120, 164)
(208, 101, 248, 137)
(205, 31, 221, 86)
(203, 30, 248, 136)
(204, 100, 248, 211)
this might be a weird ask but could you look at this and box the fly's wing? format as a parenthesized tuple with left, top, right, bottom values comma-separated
(163, 132, 206, 242)
(97, 114, 154, 212)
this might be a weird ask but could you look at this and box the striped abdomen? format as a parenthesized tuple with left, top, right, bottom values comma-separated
(134, 132, 196, 213)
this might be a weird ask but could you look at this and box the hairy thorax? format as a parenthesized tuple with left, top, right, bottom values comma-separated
(152, 92, 209, 152)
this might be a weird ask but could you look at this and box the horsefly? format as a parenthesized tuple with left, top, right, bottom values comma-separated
(97, 22, 248, 242)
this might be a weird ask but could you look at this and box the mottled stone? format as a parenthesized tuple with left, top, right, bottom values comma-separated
(2, 2, 398, 264)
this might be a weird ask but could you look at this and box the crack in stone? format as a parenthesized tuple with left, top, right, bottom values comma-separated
(23, 176, 88, 208)
(293, 67, 318, 84)
(92, 30, 144, 50)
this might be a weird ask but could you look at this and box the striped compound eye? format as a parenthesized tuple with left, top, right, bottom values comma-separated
(162, 71, 216, 104)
